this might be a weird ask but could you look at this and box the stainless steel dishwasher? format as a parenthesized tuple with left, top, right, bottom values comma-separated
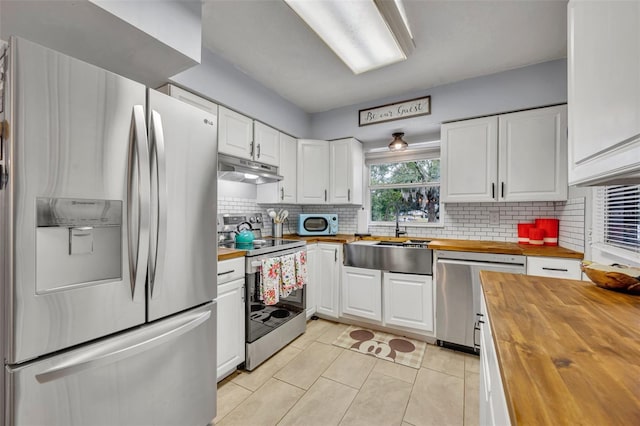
(435, 250, 525, 353)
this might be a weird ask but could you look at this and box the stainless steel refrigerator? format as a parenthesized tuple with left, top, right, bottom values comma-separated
(0, 36, 218, 425)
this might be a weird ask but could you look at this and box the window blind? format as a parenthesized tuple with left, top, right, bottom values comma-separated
(594, 185, 640, 254)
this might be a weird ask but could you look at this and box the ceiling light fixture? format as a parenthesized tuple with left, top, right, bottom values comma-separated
(284, 0, 415, 74)
(389, 132, 409, 151)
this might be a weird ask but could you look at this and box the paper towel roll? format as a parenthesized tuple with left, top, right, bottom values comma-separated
(356, 209, 369, 234)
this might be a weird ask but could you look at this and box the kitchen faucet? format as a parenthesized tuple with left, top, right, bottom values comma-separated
(395, 207, 407, 238)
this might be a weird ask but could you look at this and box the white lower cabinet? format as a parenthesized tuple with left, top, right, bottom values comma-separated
(305, 243, 317, 319)
(316, 243, 342, 318)
(526, 256, 581, 280)
(216, 258, 245, 381)
(383, 272, 434, 332)
(341, 266, 382, 321)
(479, 292, 511, 426)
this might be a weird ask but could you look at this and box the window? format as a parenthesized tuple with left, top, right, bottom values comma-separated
(594, 184, 640, 257)
(603, 185, 640, 253)
(369, 159, 441, 225)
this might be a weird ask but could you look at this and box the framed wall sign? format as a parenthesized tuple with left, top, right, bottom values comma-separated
(359, 96, 431, 126)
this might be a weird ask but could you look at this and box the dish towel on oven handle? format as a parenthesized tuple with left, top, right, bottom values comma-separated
(280, 254, 296, 298)
(260, 257, 281, 305)
(294, 250, 307, 290)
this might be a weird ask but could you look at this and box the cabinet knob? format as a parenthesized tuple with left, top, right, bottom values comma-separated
(348, 189, 351, 201)
(281, 187, 284, 200)
(257, 143, 261, 158)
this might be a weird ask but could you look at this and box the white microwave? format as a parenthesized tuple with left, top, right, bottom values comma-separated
(297, 214, 338, 236)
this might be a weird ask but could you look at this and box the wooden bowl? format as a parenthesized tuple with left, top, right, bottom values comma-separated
(581, 261, 640, 294)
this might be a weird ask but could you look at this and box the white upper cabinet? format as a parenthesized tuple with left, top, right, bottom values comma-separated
(498, 105, 568, 201)
(441, 105, 568, 202)
(218, 106, 254, 160)
(297, 138, 363, 205)
(568, 1, 640, 185)
(157, 84, 218, 115)
(253, 121, 280, 167)
(297, 139, 330, 204)
(278, 133, 298, 203)
(441, 116, 498, 202)
(330, 138, 364, 205)
(257, 132, 297, 204)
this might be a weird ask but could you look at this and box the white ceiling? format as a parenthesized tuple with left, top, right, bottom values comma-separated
(202, 0, 568, 114)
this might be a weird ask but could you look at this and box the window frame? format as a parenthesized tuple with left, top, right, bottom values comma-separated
(365, 148, 443, 228)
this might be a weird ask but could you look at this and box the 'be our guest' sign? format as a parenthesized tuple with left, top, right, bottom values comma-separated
(359, 96, 431, 126)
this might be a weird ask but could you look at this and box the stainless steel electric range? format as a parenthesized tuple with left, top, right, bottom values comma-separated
(217, 213, 307, 370)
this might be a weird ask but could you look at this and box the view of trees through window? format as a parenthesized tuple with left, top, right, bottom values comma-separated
(369, 159, 440, 223)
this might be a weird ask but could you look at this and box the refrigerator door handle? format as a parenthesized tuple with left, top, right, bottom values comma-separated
(35, 309, 211, 384)
(128, 105, 151, 301)
(149, 110, 168, 299)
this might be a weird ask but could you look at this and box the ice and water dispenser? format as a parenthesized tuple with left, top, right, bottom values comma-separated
(36, 198, 122, 293)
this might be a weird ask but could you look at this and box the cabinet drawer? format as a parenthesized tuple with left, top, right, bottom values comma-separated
(217, 257, 245, 284)
(527, 257, 581, 280)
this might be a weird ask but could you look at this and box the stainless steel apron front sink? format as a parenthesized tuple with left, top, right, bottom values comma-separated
(343, 241, 433, 275)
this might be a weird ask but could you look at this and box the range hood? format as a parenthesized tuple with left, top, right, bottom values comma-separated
(218, 153, 283, 184)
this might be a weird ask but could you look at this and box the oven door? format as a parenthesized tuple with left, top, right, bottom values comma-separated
(245, 248, 307, 343)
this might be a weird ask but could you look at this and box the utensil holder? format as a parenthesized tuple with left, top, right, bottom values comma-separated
(272, 223, 283, 238)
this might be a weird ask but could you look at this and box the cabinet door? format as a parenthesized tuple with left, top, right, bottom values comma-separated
(305, 244, 317, 318)
(218, 106, 253, 159)
(342, 266, 382, 321)
(297, 140, 330, 204)
(254, 121, 280, 166)
(316, 243, 341, 318)
(279, 133, 298, 203)
(383, 273, 433, 332)
(157, 84, 218, 115)
(568, 1, 640, 185)
(330, 138, 363, 205)
(441, 116, 498, 202)
(216, 278, 245, 381)
(498, 105, 568, 201)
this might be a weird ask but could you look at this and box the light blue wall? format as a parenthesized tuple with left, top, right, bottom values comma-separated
(89, 0, 202, 62)
(171, 51, 566, 148)
(310, 59, 568, 149)
(170, 48, 311, 138)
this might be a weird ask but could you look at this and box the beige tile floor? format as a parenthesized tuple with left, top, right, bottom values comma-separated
(214, 319, 480, 426)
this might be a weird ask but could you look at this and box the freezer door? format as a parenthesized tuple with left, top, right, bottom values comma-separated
(6, 302, 217, 426)
(146, 89, 218, 321)
(3, 37, 148, 364)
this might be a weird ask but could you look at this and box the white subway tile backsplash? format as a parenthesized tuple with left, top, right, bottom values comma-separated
(217, 195, 586, 253)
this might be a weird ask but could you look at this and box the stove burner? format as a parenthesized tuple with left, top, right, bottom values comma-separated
(271, 309, 290, 319)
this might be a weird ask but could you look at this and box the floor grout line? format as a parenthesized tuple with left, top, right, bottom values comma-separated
(217, 319, 478, 426)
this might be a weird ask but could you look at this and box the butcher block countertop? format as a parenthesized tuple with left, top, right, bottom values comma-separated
(427, 239, 583, 259)
(217, 247, 246, 261)
(480, 271, 640, 425)
(222, 235, 582, 260)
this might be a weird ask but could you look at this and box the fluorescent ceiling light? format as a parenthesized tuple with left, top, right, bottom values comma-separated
(285, 0, 414, 74)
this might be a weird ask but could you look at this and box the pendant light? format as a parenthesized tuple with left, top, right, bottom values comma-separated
(388, 132, 409, 151)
